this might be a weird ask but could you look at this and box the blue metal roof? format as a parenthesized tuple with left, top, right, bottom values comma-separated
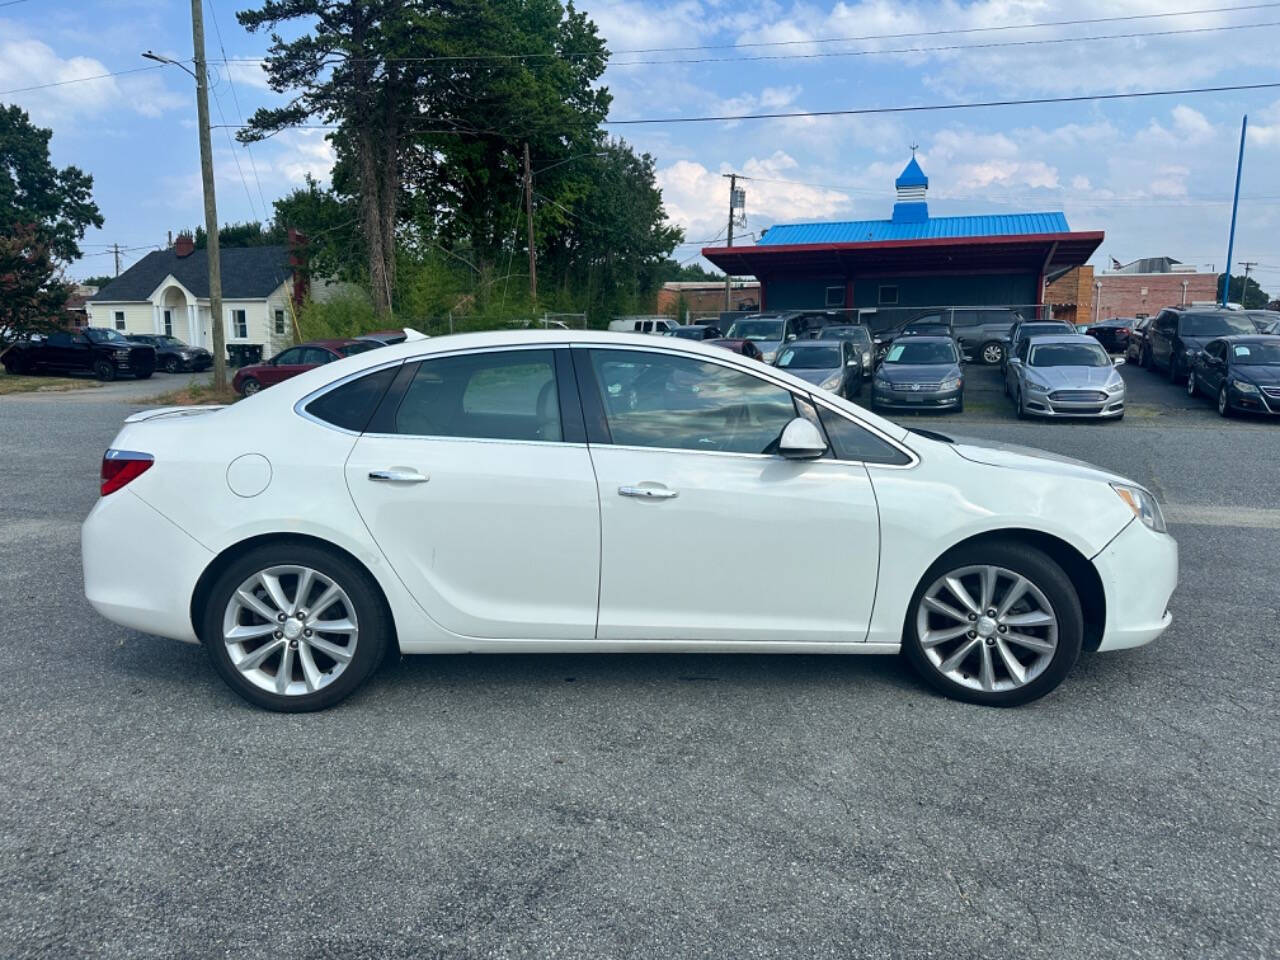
(756, 212, 1072, 246)
(895, 156, 928, 189)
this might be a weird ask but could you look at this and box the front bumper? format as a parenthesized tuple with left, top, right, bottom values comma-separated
(872, 386, 963, 410)
(1022, 390, 1125, 418)
(1092, 518, 1177, 652)
(1226, 385, 1280, 415)
(83, 489, 212, 644)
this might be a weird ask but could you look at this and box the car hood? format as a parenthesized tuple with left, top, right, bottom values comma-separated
(876, 363, 960, 382)
(1024, 366, 1121, 389)
(782, 366, 840, 385)
(948, 435, 1127, 484)
(1234, 364, 1280, 386)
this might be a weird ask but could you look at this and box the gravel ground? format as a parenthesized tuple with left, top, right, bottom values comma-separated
(1, 363, 1277, 959)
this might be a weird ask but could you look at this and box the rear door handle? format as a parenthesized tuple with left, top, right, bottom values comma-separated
(618, 484, 678, 500)
(368, 469, 429, 483)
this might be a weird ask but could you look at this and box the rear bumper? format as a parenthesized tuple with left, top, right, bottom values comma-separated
(82, 489, 211, 644)
(1092, 519, 1178, 652)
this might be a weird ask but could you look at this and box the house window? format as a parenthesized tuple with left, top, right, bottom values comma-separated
(114, 311, 125, 331)
(274, 308, 286, 336)
(825, 285, 845, 307)
(878, 285, 899, 305)
(163, 309, 173, 336)
(231, 309, 248, 339)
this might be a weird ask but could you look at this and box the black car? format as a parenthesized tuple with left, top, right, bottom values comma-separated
(1124, 317, 1152, 363)
(126, 333, 212, 373)
(1141, 306, 1259, 382)
(2, 327, 156, 381)
(1186, 335, 1280, 417)
(1085, 317, 1134, 352)
(666, 324, 723, 341)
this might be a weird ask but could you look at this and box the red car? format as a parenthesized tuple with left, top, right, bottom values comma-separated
(707, 338, 764, 361)
(233, 339, 381, 396)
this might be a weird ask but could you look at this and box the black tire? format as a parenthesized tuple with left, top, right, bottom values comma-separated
(979, 341, 1004, 366)
(901, 540, 1084, 707)
(1141, 346, 1152, 371)
(1015, 386, 1027, 420)
(955, 397, 964, 414)
(1168, 353, 1183, 384)
(1218, 386, 1232, 418)
(165, 356, 181, 374)
(1186, 370, 1198, 398)
(93, 359, 117, 382)
(239, 377, 261, 397)
(200, 541, 391, 712)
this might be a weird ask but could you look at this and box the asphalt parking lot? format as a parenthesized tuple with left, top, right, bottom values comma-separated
(2, 363, 1278, 960)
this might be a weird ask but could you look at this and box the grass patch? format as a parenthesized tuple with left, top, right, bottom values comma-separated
(146, 380, 241, 406)
(0, 371, 101, 395)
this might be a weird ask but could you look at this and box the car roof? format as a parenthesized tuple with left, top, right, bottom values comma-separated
(1026, 334, 1101, 346)
(304, 338, 365, 349)
(889, 335, 955, 345)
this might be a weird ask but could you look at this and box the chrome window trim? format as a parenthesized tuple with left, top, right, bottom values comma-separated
(808, 394, 920, 470)
(292, 357, 409, 436)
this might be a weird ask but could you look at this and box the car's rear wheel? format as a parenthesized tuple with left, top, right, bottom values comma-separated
(902, 541, 1083, 706)
(980, 341, 1004, 365)
(240, 377, 261, 397)
(201, 543, 390, 711)
(165, 356, 181, 374)
(93, 359, 116, 382)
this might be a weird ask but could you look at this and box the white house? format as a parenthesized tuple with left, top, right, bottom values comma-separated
(86, 235, 299, 357)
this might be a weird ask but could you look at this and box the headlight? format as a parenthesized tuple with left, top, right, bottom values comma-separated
(874, 375, 891, 388)
(1105, 379, 1125, 394)
(940, 376, 962, 391)
(1024, 378, 1049, 394)
(1184, 347, 1199, 358)
(1111, 483, 1167, 534)
(820, 372, 842, 390)
(1230, 378, 1259, 394)
(762, 350, 776, 363)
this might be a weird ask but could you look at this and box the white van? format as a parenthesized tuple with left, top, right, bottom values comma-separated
(608, 317, 679, 335)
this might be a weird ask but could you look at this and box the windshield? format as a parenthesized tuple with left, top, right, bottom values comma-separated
(670, 327, 704, 339)
(155, 335, 186, 346)
(818, 326, 868, 344)
(776, 344, 842, 369)
(902, 324, 949, 336)
(1018, 323, 1072, 339)
(85, 328, 130, 344)
(1182, 313, 1257, 337)
(1029, 343, 1111, 367)
(884, 341, 957, 364)
(1232, 342, 1280, 365)
(725, 319, 783, 341)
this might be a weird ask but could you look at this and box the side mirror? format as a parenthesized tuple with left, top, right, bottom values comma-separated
(785, 334, 797, 342)
(846, 359, 858, 367)
(778, 417, 828, 460)
(1112, 356, 1126, 366)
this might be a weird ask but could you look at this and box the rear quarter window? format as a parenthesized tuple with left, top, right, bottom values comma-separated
(304, 366, 399, 432)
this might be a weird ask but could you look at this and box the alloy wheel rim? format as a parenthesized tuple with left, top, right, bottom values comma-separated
(1219, 388, 1227, 414)
(222, 565, 358, 696)
(244, 380, 259, 395)
(916, 564, 1058, 692)
(1186, 372, 1196, 396)
(984, 344, 1002, 364)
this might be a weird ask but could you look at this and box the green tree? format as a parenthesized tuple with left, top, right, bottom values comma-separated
(0, 104, 102, 261)
(271, 175, 364, 284)
(654, 259, 721, 283)
(193, 221, 284, 249)
(1218, 273, 1271, 308)
(80, 275, 115, 289)
(0, 225, 71, 351)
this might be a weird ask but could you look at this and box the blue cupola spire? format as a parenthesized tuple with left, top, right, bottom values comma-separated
(892, 150, 929, 223)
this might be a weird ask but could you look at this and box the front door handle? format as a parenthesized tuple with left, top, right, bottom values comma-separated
(618, 484, 678, 500)
(368, 469, 429, 483)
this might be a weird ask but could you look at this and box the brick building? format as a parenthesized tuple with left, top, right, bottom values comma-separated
(1092, 258, 1218, 320)
(1043, 265, 1094, 326)
(656, 280, 760, 317)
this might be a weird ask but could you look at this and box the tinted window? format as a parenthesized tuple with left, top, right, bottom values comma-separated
(301, 347, 335, 365)
(952, 311, 981, 327)
(588, 349, 796, 455)
(340, 341, 379, 357)
(305, 366, 398, 432)
(395, 350, 560, 442)
(48, 332, 73, 347)
(275, 347, 305, 365)
(1181, 312, 1258, 337)
(817, 407, 911, 465)
(725, 319, 784, 341)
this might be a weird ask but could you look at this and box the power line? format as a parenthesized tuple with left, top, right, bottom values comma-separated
(604, 81, 1280, 125)
(205, 0, 271, 219)
(0, 64, 163, 96)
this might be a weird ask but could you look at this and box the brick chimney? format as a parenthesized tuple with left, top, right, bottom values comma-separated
(174, 231, 195, 258)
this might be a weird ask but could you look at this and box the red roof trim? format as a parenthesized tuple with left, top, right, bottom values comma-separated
(702, 230, 1104, 259)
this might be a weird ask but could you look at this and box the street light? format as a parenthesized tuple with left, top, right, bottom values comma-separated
(142, 12, 227, 392)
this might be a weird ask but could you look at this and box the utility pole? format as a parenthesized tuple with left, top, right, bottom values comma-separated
(1241, 261, 1258, 304)
(1221, 114, 1247, 307)
(523, 143, 537, 310)
(723, 173, 737, 311)
(112, 243, 121, 277)
(190, 0, 226, 390)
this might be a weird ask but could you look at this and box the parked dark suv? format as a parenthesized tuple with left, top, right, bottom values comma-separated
(1140, 306, 1258, 382)
(2, 327, 156, 381)
(901, 307, 1025, 365)
(126, 333, 213, 373)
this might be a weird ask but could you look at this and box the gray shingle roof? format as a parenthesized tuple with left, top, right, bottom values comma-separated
(88, 245, 292, 302)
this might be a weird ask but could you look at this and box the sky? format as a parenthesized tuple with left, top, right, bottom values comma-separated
(3, 0, 1279, 295)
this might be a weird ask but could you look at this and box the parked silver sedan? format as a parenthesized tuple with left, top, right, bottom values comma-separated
(773, 339, 863, 399)
(1005, 334, 1126, 419)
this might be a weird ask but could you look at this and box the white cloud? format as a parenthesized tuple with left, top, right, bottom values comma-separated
(274, 129, 337, 185)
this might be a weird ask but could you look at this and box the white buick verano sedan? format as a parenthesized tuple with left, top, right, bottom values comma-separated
(83, 330, 1177, 711)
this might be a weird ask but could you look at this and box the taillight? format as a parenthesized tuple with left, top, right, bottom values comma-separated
(101, 449, 154, 496)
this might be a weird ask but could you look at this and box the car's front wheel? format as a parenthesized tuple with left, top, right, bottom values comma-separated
(201, 542, 391, 711)
(165, 356, 181, 374)
(1186, 370, 1198, 398)
(1218, 385, 1232, 418)
(902, 541, 1084, 706)
(239, 377, 261, 397)
(93, 359, 116, 382)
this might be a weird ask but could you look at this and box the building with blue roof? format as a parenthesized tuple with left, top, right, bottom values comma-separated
(702, 156, 1103, 328)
